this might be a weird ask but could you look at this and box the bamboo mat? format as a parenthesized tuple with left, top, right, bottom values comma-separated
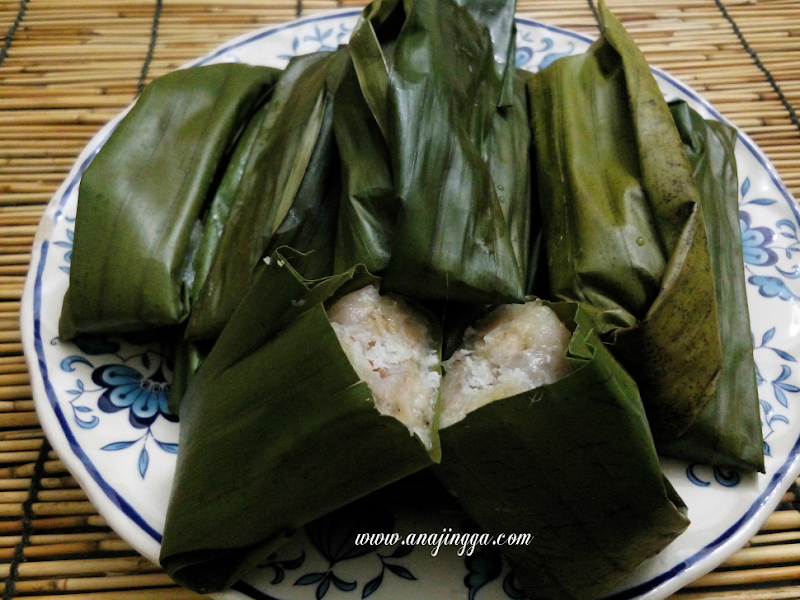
(0, 0, 799, 598)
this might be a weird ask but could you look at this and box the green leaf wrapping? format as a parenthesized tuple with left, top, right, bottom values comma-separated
(634, 101, 762, 472)
(160, 250, 438, 593)
(531, 1, 731, 444)
(59, 63, 281, 340)
(530, 42, 665, 333)
(185, 50, 349, 341)
(373, 0, 527, 303)
(454, 0, 518, 107)
(332, 51, 398, 274)
(434, 303, 690, 600)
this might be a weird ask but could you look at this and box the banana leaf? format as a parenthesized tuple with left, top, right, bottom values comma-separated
(434, 303, 690, 600)
(624, 101, 762, 471)
(347, 0, 517, 133)
(59, 63, 281, 340)
(185, 49, 349, 341)
(530, 1, 728, 442)
(160, 249, 440, 593)
(332, 51, 398, 274)
(351, 0, 527, 304)
(456, 0, 518, 107)
(488, 68, 534, 289)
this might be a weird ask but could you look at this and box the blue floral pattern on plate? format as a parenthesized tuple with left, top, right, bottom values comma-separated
(57, 332, 179, 479)
(19, 9, 800, 600)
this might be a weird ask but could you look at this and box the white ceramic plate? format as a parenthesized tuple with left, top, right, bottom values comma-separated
(21, 9, 800, 600)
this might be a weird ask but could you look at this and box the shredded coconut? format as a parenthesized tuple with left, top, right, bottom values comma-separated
(327, 284, 440, 448)
(440, 301, 572, 428)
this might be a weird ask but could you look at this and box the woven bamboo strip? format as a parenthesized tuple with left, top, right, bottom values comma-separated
(0, 303, 22, 315)
(0, 87, 134, 101)
(4, 588, 208, 600)
(625, 17, 800, 31)
(0, 305, 23, 320)
(0, 265, 31, 276)
(750, 530, 800, 545)
(0, 449, 38, 463)
(0, 500, 99, 517)
(0, 275, 31, 285)
(0, 459, 66, 479)
(671, 585, 800, 599)
(7, 43, 275, 58)
(602, 0, 757, 8)
(0, 196, 55, 208)
(0, 205, 48, 217)
(0, 331, 24, 345)
(0, 531, 119, 548)
(3, 72, 142, 84)
(2, 60, 184, 72)
(0, 411, 40, 428)
(0, 373, 30, 390)
(633, 28, 797, 41)
(0, 316, 24, 329)
(0, 515, 107, 534)
(0, 194, 54, 204)
(0, 182, 70, 193)
(0, 556, 163, 580)
(0, 446, 53, 465)
(0, 354, 27, 368)
(723, 543, 800, 568)
(0, 110, 120, 125)
(0, 160, 74, 171)
(0, 225, 39, 237)
(768, 160, 800, 169)
(0, 438, 42, 451)
(686, 564, 800, 588)
(649, 57, 800, 71)
(706, 53, 800, 65)
(0, 476, 78, 490)
(0, 400, 40, 412)
(25, 0, 296, 7)
(0, 425, 42, 440)
(0, 202, 50, 212)
(760, 510, 800, 531)
(0, 537, 133, 559)
(1, 572, 176, 594)
(0, 286, 26, 299)
(0, 148, 95, 160)
(0, 489, 87, 507)
(0, 97, 134, 110)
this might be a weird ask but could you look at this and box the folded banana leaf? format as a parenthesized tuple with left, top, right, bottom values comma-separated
(623, 101, 762, 471)
(435, 302, 690, 600)
(530, 1, 732, 445)
(185, 49, 349, 341)
(59, 63, 281, 340)
(160, 249, 439, 593)
(456, 0, 518, 108)
(332, 50, 398, 274)
(351, 0, 528, 304)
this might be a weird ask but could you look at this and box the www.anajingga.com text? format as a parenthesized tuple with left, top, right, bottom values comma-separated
(354, 529, 533, 557)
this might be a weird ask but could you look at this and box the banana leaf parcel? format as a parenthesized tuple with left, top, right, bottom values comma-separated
(185, 50, 349, 341)
(435, 302, 690, 600)
(59, 63, 281, 341)
(530, 1, 761, 470)
(350, 0, 530, 304)
(160, 249, 441, 593)
(627, 100, 761, 471)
